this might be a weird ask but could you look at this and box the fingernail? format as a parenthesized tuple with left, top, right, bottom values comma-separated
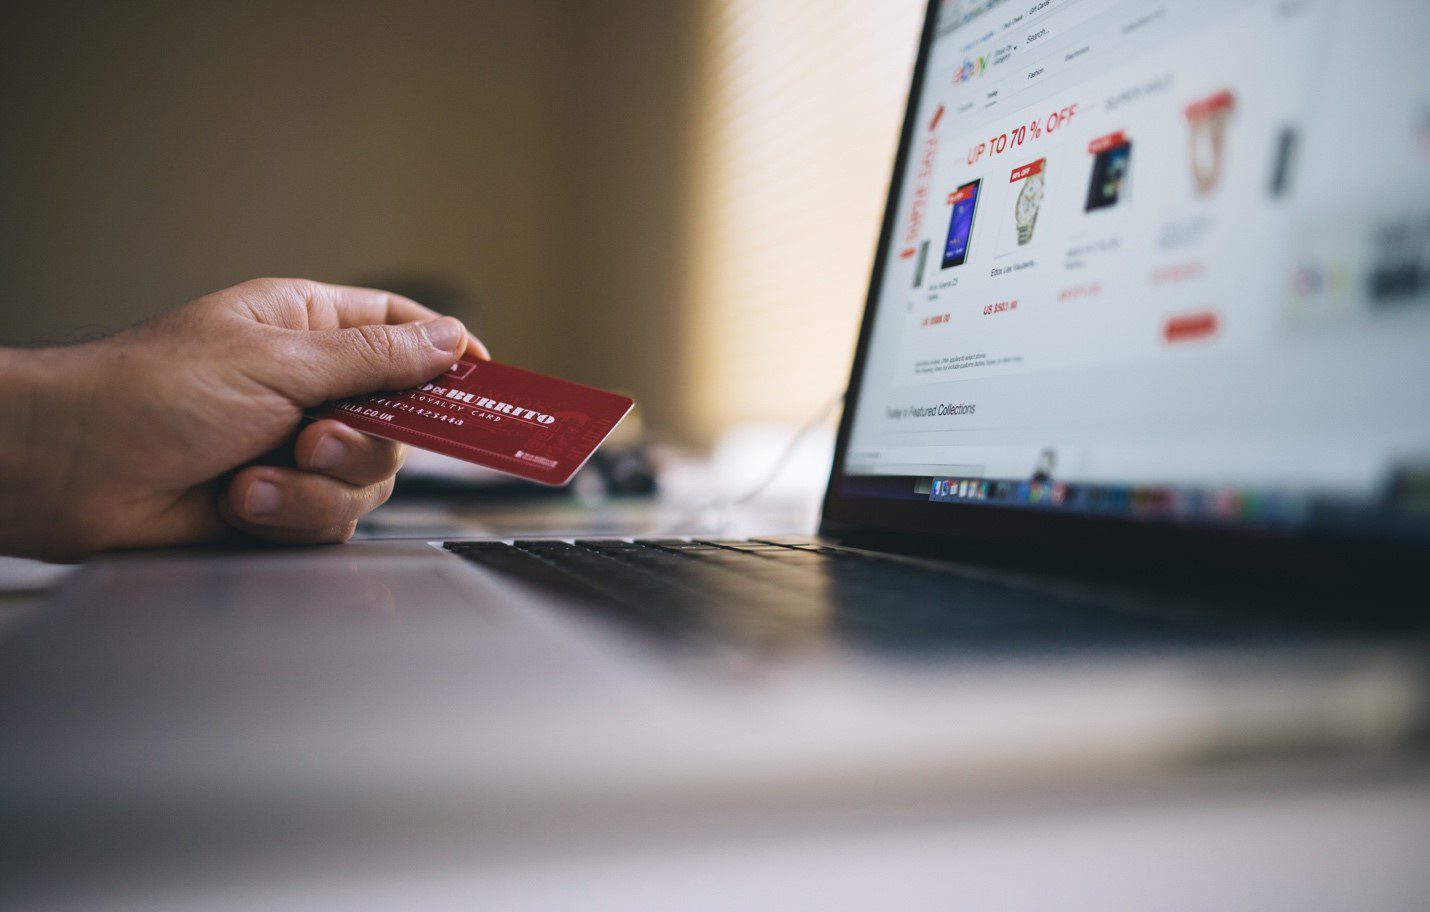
(423, 317, 464, 353)
(310, 435, 345, 470)
(246, 480, 281, 516)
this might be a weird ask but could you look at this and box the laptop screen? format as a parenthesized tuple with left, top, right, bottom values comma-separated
(835, 0, 1430, 540)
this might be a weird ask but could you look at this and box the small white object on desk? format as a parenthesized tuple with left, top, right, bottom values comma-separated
(0, 555, 78, 639)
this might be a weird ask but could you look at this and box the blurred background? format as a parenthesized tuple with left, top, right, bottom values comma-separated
(0, 0, 925, 449)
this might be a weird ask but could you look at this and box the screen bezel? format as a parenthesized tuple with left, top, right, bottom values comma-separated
(816, 0, 1421, 577)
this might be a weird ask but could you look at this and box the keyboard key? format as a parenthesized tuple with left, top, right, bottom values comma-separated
(445, 537, 1198, 656)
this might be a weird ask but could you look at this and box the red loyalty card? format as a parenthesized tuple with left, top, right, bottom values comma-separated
(307, 357, 635, 486)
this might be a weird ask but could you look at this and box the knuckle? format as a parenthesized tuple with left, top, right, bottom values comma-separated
(337, 483, 372, 520)
(355, 323, 400, 366)
(278, 479, 343, 527)
(230, 277, 282, 297)
(251, 277, 310, 310)
(374, 477, 396, 508)
(330, 484, 365, 522)
(373, 440, 406, 476)
(280, 277, 322, 300)
(316, 521, 359, 545)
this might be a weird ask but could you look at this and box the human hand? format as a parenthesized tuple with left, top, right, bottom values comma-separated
(0, 278, 487, 561)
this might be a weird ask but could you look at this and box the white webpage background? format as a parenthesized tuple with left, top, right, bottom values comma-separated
(845, 0, 1430, 494)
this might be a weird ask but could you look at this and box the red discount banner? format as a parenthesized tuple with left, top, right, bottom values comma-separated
(928, 103, 946, 132)
(1087, 130, 1127, 154)
(1185, 89, 1234, 121)
(1009, 158, 1045, 182)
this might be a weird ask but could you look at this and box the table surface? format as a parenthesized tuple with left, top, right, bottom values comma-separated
(4, 502, 1428, 911)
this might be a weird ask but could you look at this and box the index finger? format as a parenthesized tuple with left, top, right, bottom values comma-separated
(311, 282, 490, 359)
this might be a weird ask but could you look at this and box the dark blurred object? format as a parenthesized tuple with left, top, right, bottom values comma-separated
(354, 272, 484, 339)
(391, 444, 658, 504)
(594, 444, 659, 496)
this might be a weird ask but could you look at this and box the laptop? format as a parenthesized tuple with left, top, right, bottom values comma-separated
(4, 0, 1430, 901)
(443, 0, 1430, 650)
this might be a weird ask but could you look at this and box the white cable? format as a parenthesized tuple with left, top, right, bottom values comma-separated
(644, 389, 846, 536)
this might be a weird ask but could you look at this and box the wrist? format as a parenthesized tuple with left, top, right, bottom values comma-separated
(0, 346, 97, 560)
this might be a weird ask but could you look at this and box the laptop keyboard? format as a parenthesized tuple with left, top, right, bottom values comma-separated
(443, 537, 1204, 655)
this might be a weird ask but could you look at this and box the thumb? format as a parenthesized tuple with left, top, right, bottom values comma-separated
(284, 316, 468, 405)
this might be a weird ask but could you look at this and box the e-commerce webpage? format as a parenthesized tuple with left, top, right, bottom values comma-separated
(841, 0, 1430, 531)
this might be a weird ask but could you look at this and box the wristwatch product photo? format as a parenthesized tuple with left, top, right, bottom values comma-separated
(1186, 88, 1236, 196)
(1015, 163, 1045, 245)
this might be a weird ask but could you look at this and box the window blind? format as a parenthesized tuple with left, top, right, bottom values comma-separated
(685, 0, 926, 438)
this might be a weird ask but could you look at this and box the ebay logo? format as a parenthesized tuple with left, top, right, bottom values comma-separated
(952, 55, 988, 85)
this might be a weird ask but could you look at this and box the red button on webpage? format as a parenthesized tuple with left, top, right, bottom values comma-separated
(1163, 311, 1219, 343)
